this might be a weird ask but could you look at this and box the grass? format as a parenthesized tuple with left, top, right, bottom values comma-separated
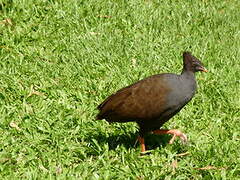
(0, 0, 240, 179)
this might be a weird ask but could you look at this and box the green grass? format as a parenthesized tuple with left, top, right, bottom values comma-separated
(0, 0, 240, 179)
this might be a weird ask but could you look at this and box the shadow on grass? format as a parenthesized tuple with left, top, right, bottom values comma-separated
(85, 131, 174, 153)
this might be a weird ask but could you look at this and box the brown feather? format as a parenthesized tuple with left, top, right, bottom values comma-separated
(96, 74, 170, 122)
(96, 52, 207, 138)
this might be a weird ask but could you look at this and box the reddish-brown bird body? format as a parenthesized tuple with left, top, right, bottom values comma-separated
(96, 52, 207, 152)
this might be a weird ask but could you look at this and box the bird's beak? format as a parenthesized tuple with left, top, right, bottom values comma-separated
(197, 66, 208, 72)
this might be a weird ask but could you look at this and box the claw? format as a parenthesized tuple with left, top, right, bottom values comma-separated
(179, 132, 188, 144)
(169, 134, 176, 144)
(152, 129, 188, 144)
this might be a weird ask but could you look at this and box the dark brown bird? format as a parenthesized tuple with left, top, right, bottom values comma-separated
(96, 52, 207, 153)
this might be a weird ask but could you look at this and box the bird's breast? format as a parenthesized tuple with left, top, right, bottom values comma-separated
(165, 77, 197, 109)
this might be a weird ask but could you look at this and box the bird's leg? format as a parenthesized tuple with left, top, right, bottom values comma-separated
(137, 136, 146, 152)
(152, 129, 188, 144)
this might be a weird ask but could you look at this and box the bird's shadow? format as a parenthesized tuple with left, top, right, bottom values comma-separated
(87, 131, 173, 152)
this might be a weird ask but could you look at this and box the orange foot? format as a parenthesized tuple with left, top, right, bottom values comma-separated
(152, 129, 188, 144)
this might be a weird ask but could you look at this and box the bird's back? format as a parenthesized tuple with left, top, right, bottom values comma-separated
(96, 74, 173, 122)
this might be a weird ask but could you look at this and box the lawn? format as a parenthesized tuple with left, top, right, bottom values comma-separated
(0, 0, 240, 179)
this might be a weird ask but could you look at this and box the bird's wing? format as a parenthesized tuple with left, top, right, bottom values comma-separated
(96, 85, 133, 120)
(97, 74, 171, 121)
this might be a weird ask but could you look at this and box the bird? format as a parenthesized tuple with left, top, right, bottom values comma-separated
(96, 52, 207, 153)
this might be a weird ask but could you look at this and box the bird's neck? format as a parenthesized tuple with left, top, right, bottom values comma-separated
(181, 67, 195, 76)
(180, 69, 196, 82)
(180, 69, 197, 94)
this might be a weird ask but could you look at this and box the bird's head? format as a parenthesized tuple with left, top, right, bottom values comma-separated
(183, 52, 208, 73)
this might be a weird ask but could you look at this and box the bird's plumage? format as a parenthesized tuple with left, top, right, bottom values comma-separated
(96, 52, 207, 151)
